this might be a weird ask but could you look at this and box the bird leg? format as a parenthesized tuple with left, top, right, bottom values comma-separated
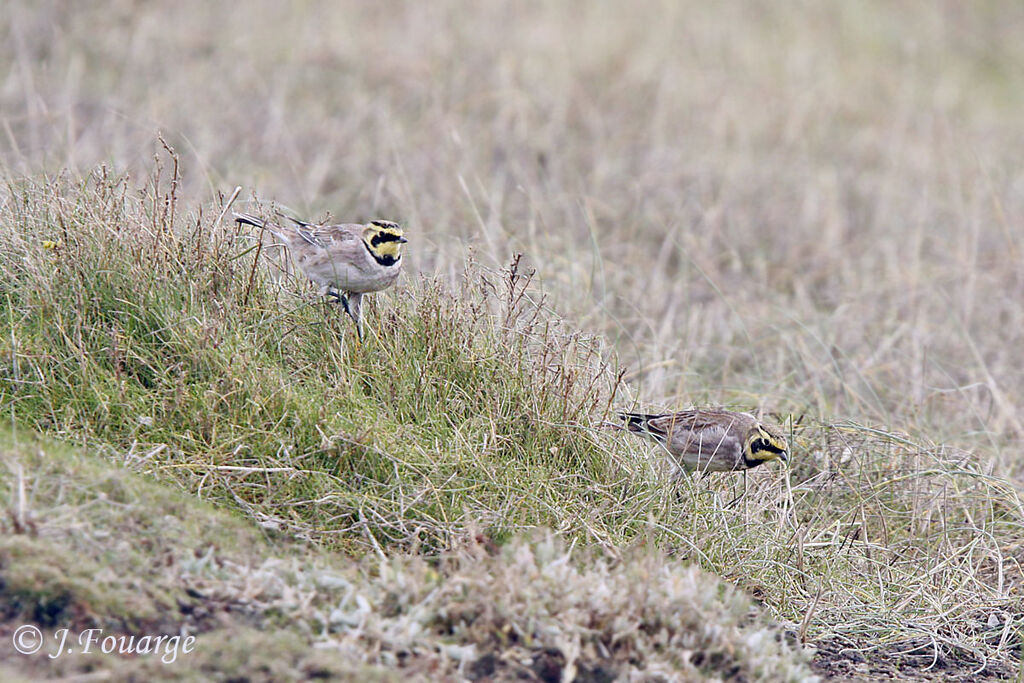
(724, 491, 745, 509)
(347, 292, 364, 341)
(328, 289, 363, 341)
(724, 472, 748, 509)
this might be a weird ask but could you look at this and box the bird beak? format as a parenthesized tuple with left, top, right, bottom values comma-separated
(779, 451, 789, 464)
(397, 236, 409, 244)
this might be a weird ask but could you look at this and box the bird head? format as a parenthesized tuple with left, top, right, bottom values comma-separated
(743, 423, 789, 467)
(363, 220, 408, 264)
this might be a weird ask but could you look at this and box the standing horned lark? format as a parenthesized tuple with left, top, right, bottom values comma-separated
(234, 212, 407, 339)
(619, 409, 789, 473)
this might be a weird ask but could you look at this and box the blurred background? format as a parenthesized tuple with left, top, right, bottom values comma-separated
(3, 0, 1023, 467)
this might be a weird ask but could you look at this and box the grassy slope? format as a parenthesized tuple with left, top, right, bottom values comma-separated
(1, 171, 1021, 680)
(2, 1, 1024, 680)
(1, 170, 638, 552)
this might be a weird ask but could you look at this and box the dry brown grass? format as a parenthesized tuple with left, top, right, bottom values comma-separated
(2, 1, 1024, 680)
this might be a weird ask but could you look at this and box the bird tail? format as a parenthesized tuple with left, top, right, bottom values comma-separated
(233, 212, 265, 229)
(282, 213, 315, 228)
(234, 212, 295, 244)
(618, 412, 667, 437)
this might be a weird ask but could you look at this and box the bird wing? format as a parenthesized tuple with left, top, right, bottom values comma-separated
(304, 224, 361, 249)
(667, 424, 741, 459)
(265, 215, 360, 249)
(642, 410, 737, 435)
(641, 410, 744, 457)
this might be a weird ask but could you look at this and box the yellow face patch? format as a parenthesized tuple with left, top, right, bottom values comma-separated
(745, 425, 789, 462)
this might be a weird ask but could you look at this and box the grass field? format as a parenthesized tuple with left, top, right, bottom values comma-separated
(2, 1, 1024, 680)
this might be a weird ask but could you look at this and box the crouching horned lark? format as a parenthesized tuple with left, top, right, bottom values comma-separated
(234, 212, 407, 339)
(619, 409, 789, 473)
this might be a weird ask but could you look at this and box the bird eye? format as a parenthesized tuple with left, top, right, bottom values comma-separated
(752, 438, 784, 454)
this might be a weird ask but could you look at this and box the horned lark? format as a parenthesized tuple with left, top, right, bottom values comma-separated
(234, 212, 407, 339)
(619, 409, 789, 473)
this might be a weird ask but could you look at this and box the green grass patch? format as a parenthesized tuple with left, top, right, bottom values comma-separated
(1, 169, 639, 554)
